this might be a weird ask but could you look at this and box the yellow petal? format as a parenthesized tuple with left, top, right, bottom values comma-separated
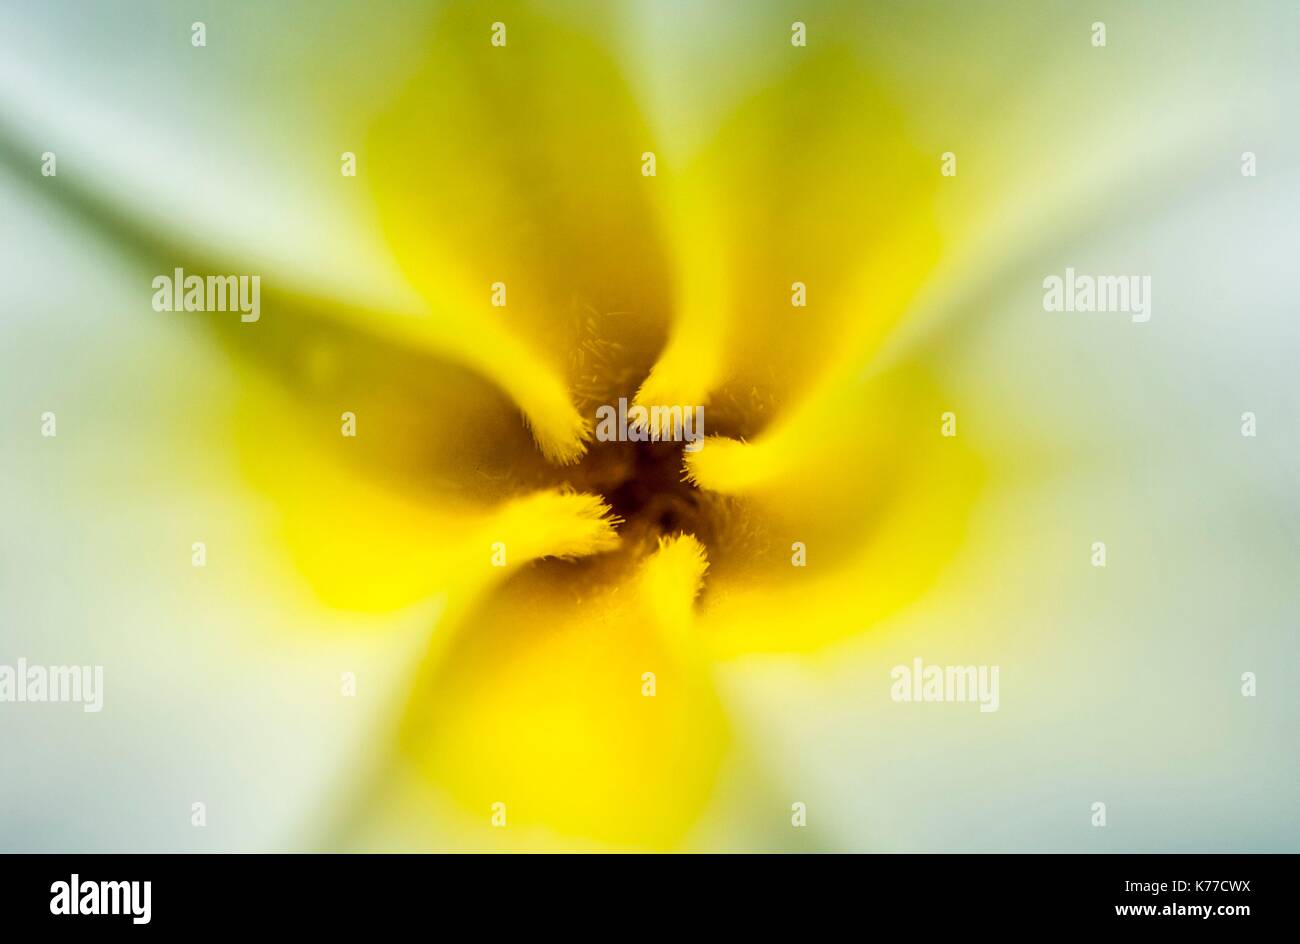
(641, 48, 939, 434)
(483, 489, 621, 565)
(236, 366, 619, 613)
(366, 1, 673, 451)
(636, 532, 710, 653)
(686, 361, 984, 656)
(393, 551, 728, 849)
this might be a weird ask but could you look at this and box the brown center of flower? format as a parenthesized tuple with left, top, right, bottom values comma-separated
(561, 438, 707, 551)
(603, 440, 702, 536)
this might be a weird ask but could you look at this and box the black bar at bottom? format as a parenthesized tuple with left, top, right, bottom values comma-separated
(0, 853, 1285, 931)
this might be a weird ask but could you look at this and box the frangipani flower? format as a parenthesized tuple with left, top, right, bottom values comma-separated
(264, 2, 980, 847)
(5, 0, 1297, 853)
(5, 2, 975, 848)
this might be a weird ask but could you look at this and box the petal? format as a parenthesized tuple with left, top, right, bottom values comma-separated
(0, 4, 616, 467)
(0, 176, 437, 851)
(686, 360, 984, 656)
(637, 533, 710, 651)
(366, 2, 673, 429)
(338, 538, 728, 850)
(638, 45, 939, 435)
(246, 392, 622, 614)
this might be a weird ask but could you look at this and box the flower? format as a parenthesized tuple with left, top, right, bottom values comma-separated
(0, 1, 980, 850)
(14, 1, 1291, 854)
(273, 3, 982, 848)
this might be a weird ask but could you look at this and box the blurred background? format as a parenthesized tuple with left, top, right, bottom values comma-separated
(0, 1, 1297, 851)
